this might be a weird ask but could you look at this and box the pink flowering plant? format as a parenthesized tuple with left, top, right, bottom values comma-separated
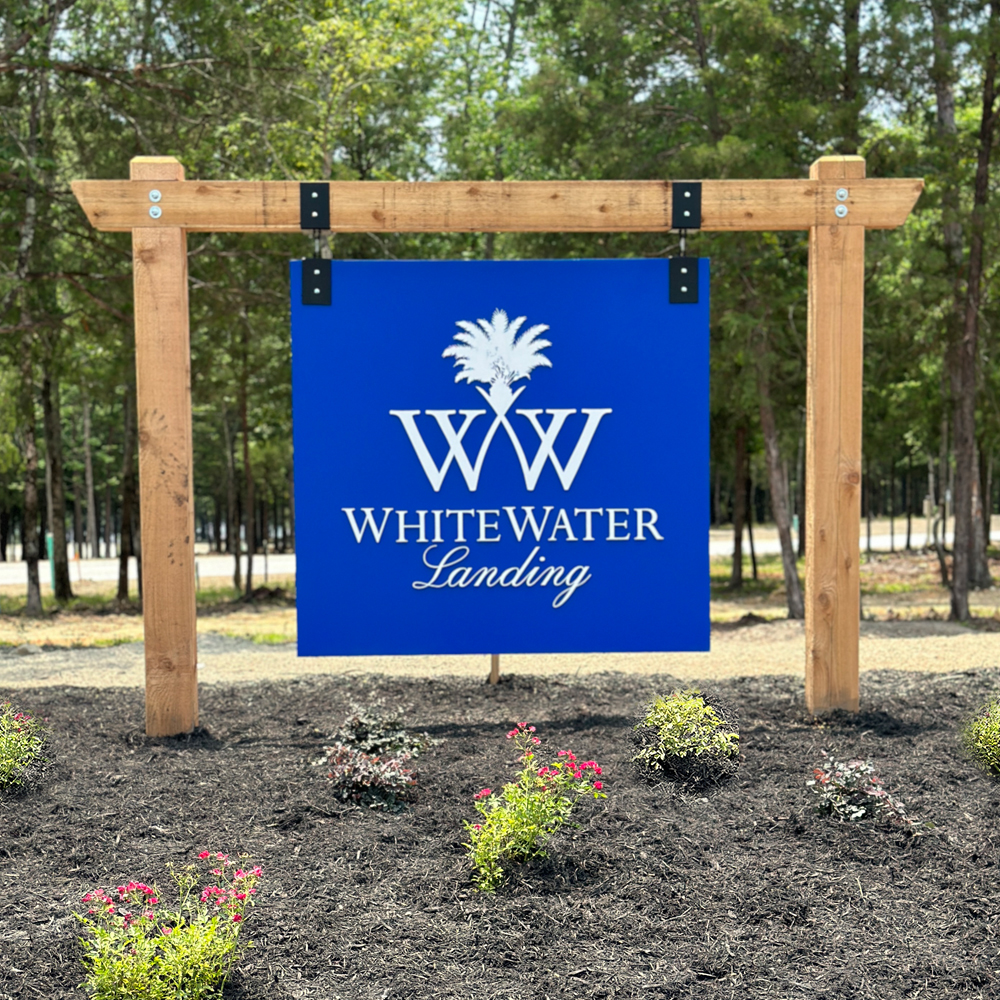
(0, 700, 46, 788)
(76, 851, 263, 999)
(463, 722, 606, 892)
(807, 753, 912, 826)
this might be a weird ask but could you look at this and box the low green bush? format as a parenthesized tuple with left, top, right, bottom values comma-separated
(962, 698, 1000, 776)
(630, 689, 739, 784)
(76, 851, 262, 1000)
(0, 701, 47, 789)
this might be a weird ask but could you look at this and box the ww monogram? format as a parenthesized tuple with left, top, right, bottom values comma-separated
(390, 406, 612, 492)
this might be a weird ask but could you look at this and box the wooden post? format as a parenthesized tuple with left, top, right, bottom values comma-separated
(131, 156, 198, 736)
(489, 654, 500, 685)
(805, 156, 865, 714)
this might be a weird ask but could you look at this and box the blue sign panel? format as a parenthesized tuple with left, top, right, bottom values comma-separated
(291, 259, 709, 656)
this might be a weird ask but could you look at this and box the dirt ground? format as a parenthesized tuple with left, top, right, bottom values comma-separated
(2, 668, 999, 999)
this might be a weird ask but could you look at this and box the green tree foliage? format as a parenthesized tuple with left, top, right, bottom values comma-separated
(1, 0, 999, 619)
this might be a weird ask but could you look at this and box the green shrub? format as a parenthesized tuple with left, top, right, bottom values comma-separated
(77, 852, 262, 1000)
(630, 689, 739, 784)
(333, 700, 435, 758)
(962, 698, 1000, 776)
(0, 701, 47, 789)
(464, 722, 605, 892)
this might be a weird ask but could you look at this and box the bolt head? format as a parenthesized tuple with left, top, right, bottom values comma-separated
(148, 189, 162, 203)
(680, 285, 688, 293)
(835, 187, 849, 201)
(148, 205, 162, 219)
(834, 204, 849, 218)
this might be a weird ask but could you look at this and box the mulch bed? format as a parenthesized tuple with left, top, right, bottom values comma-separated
(2, 666, 999, 999)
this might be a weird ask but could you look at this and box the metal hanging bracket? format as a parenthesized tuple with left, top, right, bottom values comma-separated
(671, 182, 702, 230)
(669, 256, 699, 304)
(302, 258, 331, 306)
(300, 183, 331, 304)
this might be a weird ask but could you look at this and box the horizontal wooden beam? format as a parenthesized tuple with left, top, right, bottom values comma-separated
(71, 176, 923, 234)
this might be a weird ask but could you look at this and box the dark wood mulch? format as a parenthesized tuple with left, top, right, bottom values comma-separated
(2, 664, 999, 999)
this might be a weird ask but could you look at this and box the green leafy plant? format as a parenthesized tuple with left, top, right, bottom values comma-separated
(464, 722, 606, 892)
(807, 754, 912, 825)
(961, 698, 1000, 775)
(319, 743, 418, 810)
(0, 701, 47, 789)
(333, 700, 436, 757)
(630, 689, 739, 784)
(76, 851, 262, 1000)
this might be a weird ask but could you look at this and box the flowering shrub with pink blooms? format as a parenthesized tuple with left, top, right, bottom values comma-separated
(75, 851, 262, 1000)
(464, 722, 606, 892)
(807, 753, 912, 826)
(0, 700, 46, 789)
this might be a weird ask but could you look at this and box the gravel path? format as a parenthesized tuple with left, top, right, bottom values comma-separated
(1, 618, 998, 688)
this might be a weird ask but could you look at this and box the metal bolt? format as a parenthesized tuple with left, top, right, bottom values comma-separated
(149, 189, 162, 203)
(312, 191, 319, 198)
(835, 188, 849, 202)
(148, 205, 162, 219)
(311, 210, 318, 218)
(683, 210, 691, 218)
(314, 288, 321, 295)
(680, 267, 688, 274)
(313, 268, 321, 275)
(834, 204, 849, 219)
(680, 286, 688, 293)
(684, 190, 691, 198)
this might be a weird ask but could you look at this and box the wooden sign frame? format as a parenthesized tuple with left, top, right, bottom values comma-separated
(72, 155, 922, 736)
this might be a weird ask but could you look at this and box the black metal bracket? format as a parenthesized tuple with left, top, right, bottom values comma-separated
(671, 182, 701, 230)
(669, 257, 699, 304)
(300, 182, 330, 230)
(302, 258, 331, 306)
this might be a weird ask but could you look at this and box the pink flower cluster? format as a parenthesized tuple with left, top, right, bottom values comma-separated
(474, 788, 492, 800)
(506, 721, 541, 747)
(539, 752, 603, 790)
(80, 852, 263, 931)
(80, 884, 157, 927)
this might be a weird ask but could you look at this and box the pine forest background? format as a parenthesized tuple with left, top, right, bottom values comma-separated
(2, 0, 1000, 620)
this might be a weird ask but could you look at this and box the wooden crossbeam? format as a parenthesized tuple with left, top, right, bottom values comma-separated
(72, 176, 922, 233)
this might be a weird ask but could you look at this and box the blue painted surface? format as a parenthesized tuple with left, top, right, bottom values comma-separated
(291, 259, 709, 655)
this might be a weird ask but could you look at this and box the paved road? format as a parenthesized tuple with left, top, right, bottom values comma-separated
(0, 528, 980, 587)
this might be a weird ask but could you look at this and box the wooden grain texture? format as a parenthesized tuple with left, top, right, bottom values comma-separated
(805, 156, 864, 715)
(71, 176, 923, 233)
(131, 157, 199, 736)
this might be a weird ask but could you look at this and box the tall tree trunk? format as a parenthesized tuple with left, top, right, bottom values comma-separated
(905, 455, 913, 551)
(755, 339, 804, 618)
(730, 424, 747, 588)
(951, 2, 999, 619)
(19, 340, 42, 615)
(41, 371, 72, 601)
(796, 420, 806, 559)
(0, 507, 8, 562)
(83, 396, 98, 558)
(117, 390, 136, 605)
(223, 411, 240, 591)
(241, 319, 254, 598)
(746, 474, 758, 581)
(72, 472, 83, 559)
(287, 461, 295, 552)
(104, 479, 113, 558)
(840, 0, 863, 154)
(972, 444, 992, 587)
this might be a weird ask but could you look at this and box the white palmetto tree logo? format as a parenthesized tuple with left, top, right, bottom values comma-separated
(442, 308, 552, 416)
(389, 307, 611, 492)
